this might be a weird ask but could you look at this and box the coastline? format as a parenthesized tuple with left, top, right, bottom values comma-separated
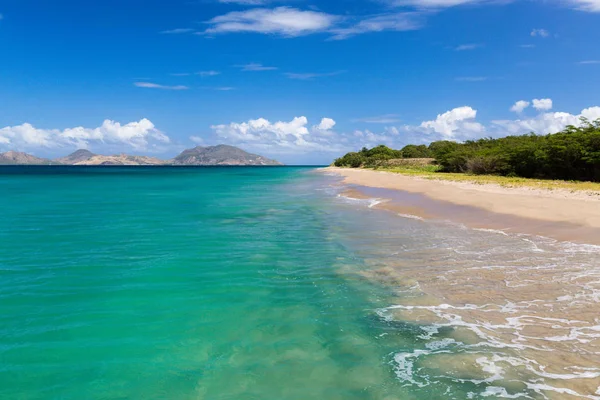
(325, 167, 600, 244)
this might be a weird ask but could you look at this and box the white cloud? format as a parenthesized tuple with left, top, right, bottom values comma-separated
(204, 103, 600, 159)
(160, 28, 194, 34)
(420, 106, 484, 137)
(530, 28, 549, 37)
(510, 100, 530, 113)
(238, 63, 277, 71)
(532, 98, 553, 111)
(492, 107, 600, 136)
(202, 7, 337, 37)
(0, 119, 170, 152)
(328, 12, 422, 40)
(568, 0, 600, 11)
(316, 118, 336, 131)
(200, 7, 423, 40)
(134, 82, 188, 90)
(210, 116, 351, 153)
(519, 44, 535, 48)
(213, 117, 308, 142)
(581, 106, 600, 121)
(578, 60, 600, 65)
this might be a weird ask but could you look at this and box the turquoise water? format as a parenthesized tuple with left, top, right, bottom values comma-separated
(1, 167, 599, 399)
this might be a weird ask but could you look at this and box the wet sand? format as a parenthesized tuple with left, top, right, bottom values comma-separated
(362, 230, 600, 399)
(326, 167, 600, 245)
(323, 167, 600, 398)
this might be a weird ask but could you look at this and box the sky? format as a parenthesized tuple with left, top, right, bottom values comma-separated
(0, 0, 599, 164)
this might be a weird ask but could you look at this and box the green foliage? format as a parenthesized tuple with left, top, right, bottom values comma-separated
(334, 145, 403, 167)
(431, 120, 600, 181)
(400, 144, 432, 158)
(333, 119, 600, 182)
(333, 152, 364, 168)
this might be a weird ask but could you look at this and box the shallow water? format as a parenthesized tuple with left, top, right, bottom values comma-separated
(0, 166, 598, 399)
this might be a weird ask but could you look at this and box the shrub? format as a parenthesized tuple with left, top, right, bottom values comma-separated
(333, 119, 600, 181)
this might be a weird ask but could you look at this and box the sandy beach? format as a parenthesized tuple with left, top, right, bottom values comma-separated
(326, 167, 600, 244)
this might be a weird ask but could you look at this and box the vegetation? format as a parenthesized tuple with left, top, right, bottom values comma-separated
(381, 165, 600, 192)
(333, 144, 432, 168)
(334, 119, 600, 182)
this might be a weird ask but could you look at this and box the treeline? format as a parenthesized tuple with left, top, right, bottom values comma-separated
(333, 144, 432, 168)
(334, 119, 600, 182)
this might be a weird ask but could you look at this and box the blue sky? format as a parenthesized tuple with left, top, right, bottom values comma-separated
(0, 0, 599, 164)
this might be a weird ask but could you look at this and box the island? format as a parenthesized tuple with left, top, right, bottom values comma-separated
(0, 145, 283, 166)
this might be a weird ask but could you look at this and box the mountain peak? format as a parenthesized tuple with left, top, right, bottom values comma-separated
(172, 145, 282, 166)
(0, 151, 52, 165)
(55, 149, 97, 164)
(0, 145, 282, 166)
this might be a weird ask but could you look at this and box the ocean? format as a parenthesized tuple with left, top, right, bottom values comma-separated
(1, 166, 599, 399)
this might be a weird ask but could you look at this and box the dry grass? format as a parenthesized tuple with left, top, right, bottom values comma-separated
(371, 165, 600, 193)
(374, 158, 435, 167)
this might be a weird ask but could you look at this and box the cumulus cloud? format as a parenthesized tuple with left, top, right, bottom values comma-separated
(492, 107, 600, 136)
(202, 7, 337, 37)
(532, 98, 553, 111)
(208, 109, 484, 157)
(204, 103, 600, 160)
(531, 28, 549, 37)
(510, 100, 530, 113)
(419, 106, 484, 137)
(210, 116, 351, 153)
(316, 118, 336, 131)
(134, 82, 189, 90)
(0, 119, 170, 153)
(582, 106, 600, 121)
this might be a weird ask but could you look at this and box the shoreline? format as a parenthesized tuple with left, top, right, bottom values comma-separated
(325, 167, 600, 245)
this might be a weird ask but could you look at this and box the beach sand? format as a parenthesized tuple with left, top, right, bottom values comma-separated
(325, 167, 600, 398)
(325, 167, 600, 244)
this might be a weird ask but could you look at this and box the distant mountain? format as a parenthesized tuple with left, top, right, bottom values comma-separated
(0, 151, 53, 165)
(74, 154, 167, 166)
(171, 145, 282, 166)
(54, 149, 96, 164)
(0, 145, 282, 166)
